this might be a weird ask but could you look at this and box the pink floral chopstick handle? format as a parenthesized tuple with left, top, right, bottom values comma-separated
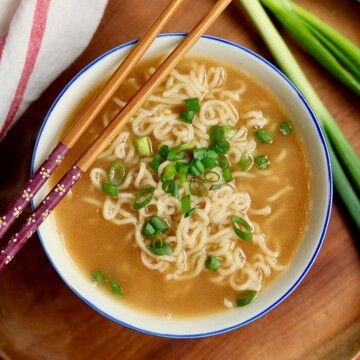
(0, 165, 83, 271)
(0, 142, 69, 239)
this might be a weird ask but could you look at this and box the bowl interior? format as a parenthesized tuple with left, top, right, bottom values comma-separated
(32, 34, 332, 338)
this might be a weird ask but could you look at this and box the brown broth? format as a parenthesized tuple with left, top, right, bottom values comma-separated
(49, 56, 311, 318)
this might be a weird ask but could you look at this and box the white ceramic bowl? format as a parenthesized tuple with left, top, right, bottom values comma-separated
(32, 34, 332, 338)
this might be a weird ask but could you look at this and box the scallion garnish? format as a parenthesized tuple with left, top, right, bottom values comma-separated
(151, 154, 162, 172)
(133, 187, 154, 209)
(210, 140, 231, 154)
(167, 142, 194, 161)
(255, 129, 273, 144)
(279, 121, 294, 135)
(236, 290, 257, 307)
(92, 270, 105, 283)
(161, 164, 177, 182)
(217, 155, 229, 169)
(190, 159, 205, 177)
(239, 153, 253, 172)
(102, 182, 118, 197)
(91, 270, 123, 296)
(185, 208, 196, 218)
(159, 144, 170, 159)
(222, 167, 233, 183)
(231, 215, 252, 241)
(202, 157, 217, 170)
(181, 195, 192, 214)
(193, 147, 207, 160)
(148, 216, 169, 234)
(204, 171, 221, 182)
(185, 98, 200, 113)
(205, 255, 221, 271)
(147, 242, 173, 256)
(254, 155, 270, 169)
(176, 162, 189, 174)
(224, 125, 236, 141)
(107, 160, 125, 186)
(142, 221, 156, 237)
(134, 136, 152, 156)
(209, 183, 224, 191)
(180, 109, 195, 124)
(189, 180, 206, 197)
(109, 279, 123, 296)
(206, 149, 219, 160)
(209, 125, 226, 144)
(162, 180, 179, 198)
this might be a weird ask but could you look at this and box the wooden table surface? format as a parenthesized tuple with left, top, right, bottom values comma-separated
(0, 1, 359, 359)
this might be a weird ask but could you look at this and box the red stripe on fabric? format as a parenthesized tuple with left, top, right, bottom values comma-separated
(0, 32, 9, 62)
(0, 0, 50, 140)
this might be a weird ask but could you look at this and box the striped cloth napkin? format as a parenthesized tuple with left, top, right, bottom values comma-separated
(0, 0, 108, 141)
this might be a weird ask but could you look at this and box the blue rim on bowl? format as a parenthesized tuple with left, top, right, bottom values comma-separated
(31, 33, 333, 338)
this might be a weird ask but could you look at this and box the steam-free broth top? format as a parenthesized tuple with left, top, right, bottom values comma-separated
(50, 55, 311, 318)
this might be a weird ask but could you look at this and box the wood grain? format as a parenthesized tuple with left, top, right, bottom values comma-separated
(0, 0, 359, 359)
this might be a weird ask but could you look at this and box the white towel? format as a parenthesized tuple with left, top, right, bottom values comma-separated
(0, 0, 108, 141)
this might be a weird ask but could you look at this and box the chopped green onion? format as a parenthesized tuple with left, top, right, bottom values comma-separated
(224, 125, 236, 141)
(149, 216, 169, 234)
(255, 129, 273, 144)
(91, 270, 123, 296)
(239, 153, 253, 172)
(161, 164, 177, 181)
(162, 180, 179, 198)
(180, 109, 195, 124)
(185, 208, 196, 218)
(190, 159, 205, 177)
(134, 136, 152, 156)
(167, 143, 194, 161)
(107, 160, 125, 186)
(222, 167, 233, 183)
(159, 144, 170, 159)
(151, 154, 162, 172)
(92, 270, 105, 283)
(181, 195, 191, 214)
(133, 187, 154, 209)
(176, 162, 189, 174)
(278, 121, 294, 135)
(210, 140, 230, 154)
(204, 171, 220, 182)
(231, 215, 252, 241)
(205, 255, 221, 271)
(142, 221, 156, 237)
(102, 182, 118, 197)
(147, 242, 173, 256)
(189, 180, 206, 197)
(109, 279, 123, 296)
(210, 184, 224, 191)
(217, 155, 229, 169)
(236, 290, 257, 307)
(255, 155, 270, 169)
(178, 173, 187, 184)
(206, 150, 219, 160)
(193, 147, 207, 160)
(185, 98, 200, 112)
(201, 157, 217, 170)
(209, 125, 226, 143)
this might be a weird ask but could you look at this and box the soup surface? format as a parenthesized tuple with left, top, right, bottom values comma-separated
(50, 55, 311, 318)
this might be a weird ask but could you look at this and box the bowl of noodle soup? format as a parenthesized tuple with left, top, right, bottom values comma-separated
(32, 34, 332, 338)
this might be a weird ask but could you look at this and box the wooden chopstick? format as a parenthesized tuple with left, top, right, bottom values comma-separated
(0, 0, 185, 241)
(0, 0, 232, 271)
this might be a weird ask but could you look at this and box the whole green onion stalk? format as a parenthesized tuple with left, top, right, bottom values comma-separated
(260, 0, 360, 96)
(239, 0, 360, 229)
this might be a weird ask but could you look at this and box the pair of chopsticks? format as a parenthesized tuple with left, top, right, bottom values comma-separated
(0, 0, 232, 271)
